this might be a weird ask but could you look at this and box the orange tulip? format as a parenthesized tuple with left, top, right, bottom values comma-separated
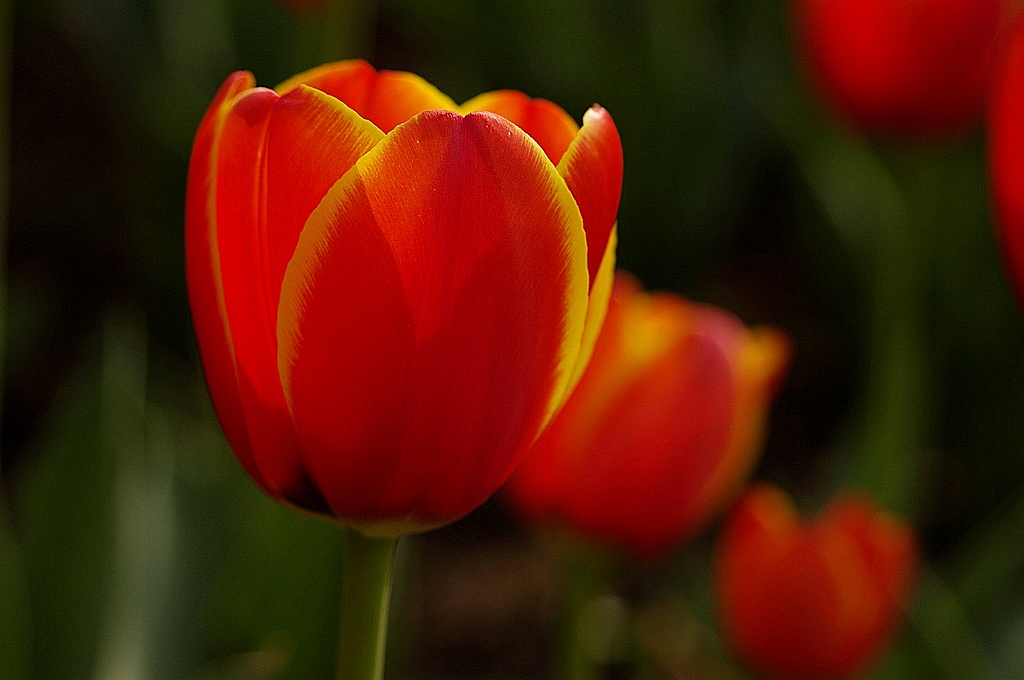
(990, 15, 1024, 306)
(792, 0, 1003, 138)
(185, 61, 622, 537)
(715, 484, 918, 679)
(504, 273, 788, 559)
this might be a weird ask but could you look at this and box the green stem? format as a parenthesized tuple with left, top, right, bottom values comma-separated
(850, 149, 934, 517)
(559, 545, 618, 680)
(910, 565, 994, 680)
(562, 554, 597, 680)
(337, 531, 397, 680)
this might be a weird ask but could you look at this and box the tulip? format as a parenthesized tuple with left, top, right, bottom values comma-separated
(504, 273, 789, 560)
(715, 484, 918, 680)
(990, 15, 1024, 306)
(792, 0, 1003, 138)
(186, 60, 622, 536)
(186, 60, 621, 678)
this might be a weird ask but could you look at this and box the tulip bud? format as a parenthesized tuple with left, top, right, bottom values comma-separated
(185, 61, 622, 536)
(715, 484, 918, 679)
(505, 273, 789, 560)
(792, 0, 1003, 138)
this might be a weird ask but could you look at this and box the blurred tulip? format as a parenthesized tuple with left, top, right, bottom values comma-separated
(990, 15, 1024, 306)
(715, 483, 918, 679)
(185, 61, 622, 537)
(504, 273, 789, 559)
(793, 0, 1003, 138)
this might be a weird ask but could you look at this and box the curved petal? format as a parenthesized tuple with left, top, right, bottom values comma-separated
(278, 110, 589, 533)
(185, 71, 263, 488)
(566, 323, 736, 557)
(277, 59, 458, 133)
(213, 83, 383, 505)
(829, 495, 918, 669)
(562, 223, 617, 400)
(511, 280, 742, 557)
(716, 485, 916, 679)
(715, 486, 805, 674)
(506, 269, 633, 520)
(460, 90, 579, 165)
(687, 324, 790, 538)
(557, 105, 623, 289)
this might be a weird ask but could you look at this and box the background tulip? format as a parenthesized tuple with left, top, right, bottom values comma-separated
(715, 484, 918, 679)
(186, 61, 622, 537)
(505, 272, 789, 560)
(990, 15, 1024, 307)
(792, 0, 1003, 138)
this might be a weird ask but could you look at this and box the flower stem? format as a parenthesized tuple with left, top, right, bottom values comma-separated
(337, 531, 397, 680)
(851, 148, 936, 516)
(560, 545, 618, 680)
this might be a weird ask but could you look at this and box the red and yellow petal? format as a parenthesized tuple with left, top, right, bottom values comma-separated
(459, 90, 579, 165)
(278, 110, 588, 534)
(561, 224, 617, 401)
(690, 325, 790, 535)
(186, 71, 262, 488)
(458, 97, 622, 289)
(569, 327, 736, 557)
(210, 82, 383, 503)
(278, 59, 458, 133)
(557, 105, 623, 288)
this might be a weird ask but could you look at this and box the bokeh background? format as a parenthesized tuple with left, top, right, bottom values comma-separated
(2, 0, 1024, 677)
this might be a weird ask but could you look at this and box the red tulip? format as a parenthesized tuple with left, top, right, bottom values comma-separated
(793, 0, 1003, 138)
(185, 61, 622, 536)
(715, 484, 918, 679)
(504, 273, 789, 559)
(990, 15, 1024, 305)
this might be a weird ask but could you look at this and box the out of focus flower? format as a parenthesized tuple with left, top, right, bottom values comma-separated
(715, 483, 918, 679)
(990, 14, 1024, 306)
(504, 273, 788, 559)
(185, 61, 622, 536)
(792, 0, 1003, 138)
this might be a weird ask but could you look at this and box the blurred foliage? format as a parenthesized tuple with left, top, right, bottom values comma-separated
(3, 0, 1024, 678)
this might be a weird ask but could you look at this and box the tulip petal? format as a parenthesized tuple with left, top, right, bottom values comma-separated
(716, 485, 917, 679)
(568, 320, 736, 557)
(690, 325, 790, 538)
(277, 59, 458, 133)
(557, 105, 623, 289)
(279, 110, 588, 532)
(213, 84, 383, 504)
(186, 71, 262, 488)
(460, 90, 579, 165)
(562, 223, 617, 399)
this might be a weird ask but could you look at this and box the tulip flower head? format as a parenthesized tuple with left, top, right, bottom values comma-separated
(715, 484, 918, 679)
(504, 273, 789, 560)
(186, 61, 622, 537)
(990, 15, 1024, 307)
(793, 0, 1003, 138)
